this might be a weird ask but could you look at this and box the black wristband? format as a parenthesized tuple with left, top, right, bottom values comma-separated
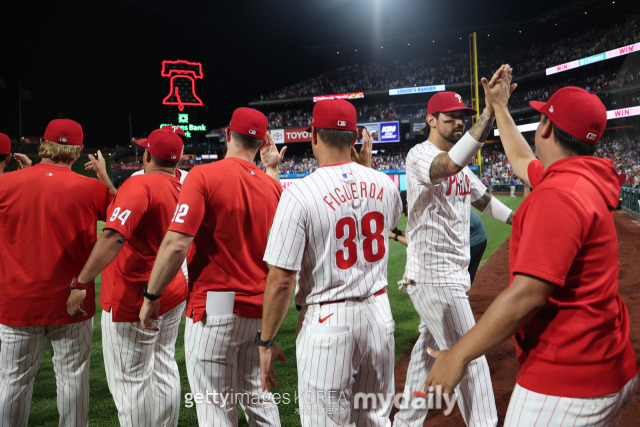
(255, 330, 275, 348)
(393, 234, 399, 241)
(142, 285, 161, 301)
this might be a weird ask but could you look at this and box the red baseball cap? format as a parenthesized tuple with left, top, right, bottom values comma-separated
(229, 108, 268, 140)
(144, 129, 183, 161)
(427, 91, 476, 116)
(529, 86, 607, 144)
(161, 125, 189, 144)
(0, 133, 11, 155)
(43, 119, 84, 146)
(311, 99, 357, 132)
(135, 138, 148, 149)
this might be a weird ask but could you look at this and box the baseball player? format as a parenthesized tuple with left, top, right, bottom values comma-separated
(131, 129, 189, 282)
(0, 119, 112, 427)
(468, 209, 487, 284)
(139, 107, 285, 426)
(70, 128, 188, 427)
(0, 132, 31, 174)
(394, 85, 515, 427)
(426, 67, 638, 426)
(258, 99, 403, 426)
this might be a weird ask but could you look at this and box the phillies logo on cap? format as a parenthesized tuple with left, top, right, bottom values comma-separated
(455, 94, 462, 103)
(337, 120, 347, 127)
(249, 129, 257, 135)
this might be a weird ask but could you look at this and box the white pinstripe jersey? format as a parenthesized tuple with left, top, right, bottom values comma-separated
(404, 140, 486, 287)
(264, 162, 402, 306)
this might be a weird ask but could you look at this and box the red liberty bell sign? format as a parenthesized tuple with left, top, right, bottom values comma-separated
(161, 60, 203, 111)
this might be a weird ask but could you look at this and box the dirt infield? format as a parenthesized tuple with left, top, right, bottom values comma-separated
(393, 211, 640, 426)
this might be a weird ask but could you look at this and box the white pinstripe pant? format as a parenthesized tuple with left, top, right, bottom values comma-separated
(504, 375, 638, 426)
(393, 284, 498, 427)
(0, 319, 93, 427)
(296, 293, 395, 427)
(102, 301, 185, 427)
(184, 315, 280, 427)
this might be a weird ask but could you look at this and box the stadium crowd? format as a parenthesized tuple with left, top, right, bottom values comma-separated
(259, 14, 639, 102)
(253, 136, 640, 188)
(256, 152, 405, 175)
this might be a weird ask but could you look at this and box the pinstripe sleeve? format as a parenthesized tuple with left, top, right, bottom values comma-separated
(408, 144, 442, 186)
(263, 188, 307, 271)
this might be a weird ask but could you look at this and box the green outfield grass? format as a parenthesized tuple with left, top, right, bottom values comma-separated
(29, 196, 523, 426)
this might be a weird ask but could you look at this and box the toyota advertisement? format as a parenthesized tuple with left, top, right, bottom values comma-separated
(270, 127, 312, 144)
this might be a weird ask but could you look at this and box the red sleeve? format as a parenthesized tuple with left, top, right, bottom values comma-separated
(527, 159, 545, 188)
(93, 181, 114, 222)
(103, 178, 149, 239)
(512, 189, 588, 286)
(168, 168, 207, 237)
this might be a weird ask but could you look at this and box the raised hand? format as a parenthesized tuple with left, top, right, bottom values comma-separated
(352, 128, 373, 168)
(260, 132, 287, 169)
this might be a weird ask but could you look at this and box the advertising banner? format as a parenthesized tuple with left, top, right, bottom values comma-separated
(388, 85, 445, 96)
(356, 121, 400, 143)
(271, 127, 312, 144)
(313, 92, 365, 102)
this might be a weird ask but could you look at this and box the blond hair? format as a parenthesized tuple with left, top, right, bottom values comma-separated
(39, 139, 83, 163)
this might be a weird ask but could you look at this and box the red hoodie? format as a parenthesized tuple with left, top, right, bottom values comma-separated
(509, 157, 637, 397)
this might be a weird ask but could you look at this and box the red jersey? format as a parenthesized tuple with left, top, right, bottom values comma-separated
(510, 158, 637, 397)
(0, 164, 112, 326)
(100, 173, 188, 321)
(168, 157, 281, 321)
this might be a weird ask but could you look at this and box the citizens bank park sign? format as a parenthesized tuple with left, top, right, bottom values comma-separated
(271, 121, 400, 144)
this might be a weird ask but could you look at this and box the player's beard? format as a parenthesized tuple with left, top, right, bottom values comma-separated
(440, 127, 464, 144)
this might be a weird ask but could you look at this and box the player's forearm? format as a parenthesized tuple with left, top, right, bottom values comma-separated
(467, 109, 495, 143)
(146, 231, 192, 295)
(77, 229, 126, 283)
(472, 194, 514, 225)
(431, 111, 495, 182)
(260, 267, 296, 341)
(99, 174, 117, 196)
(265, 166, 281, 185)
(450, 274, 552, 365)
(493, 104, 536, 187)
(388, 230, 408, 246)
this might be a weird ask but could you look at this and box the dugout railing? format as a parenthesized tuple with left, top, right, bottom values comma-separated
(621, 187, 640, 218)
